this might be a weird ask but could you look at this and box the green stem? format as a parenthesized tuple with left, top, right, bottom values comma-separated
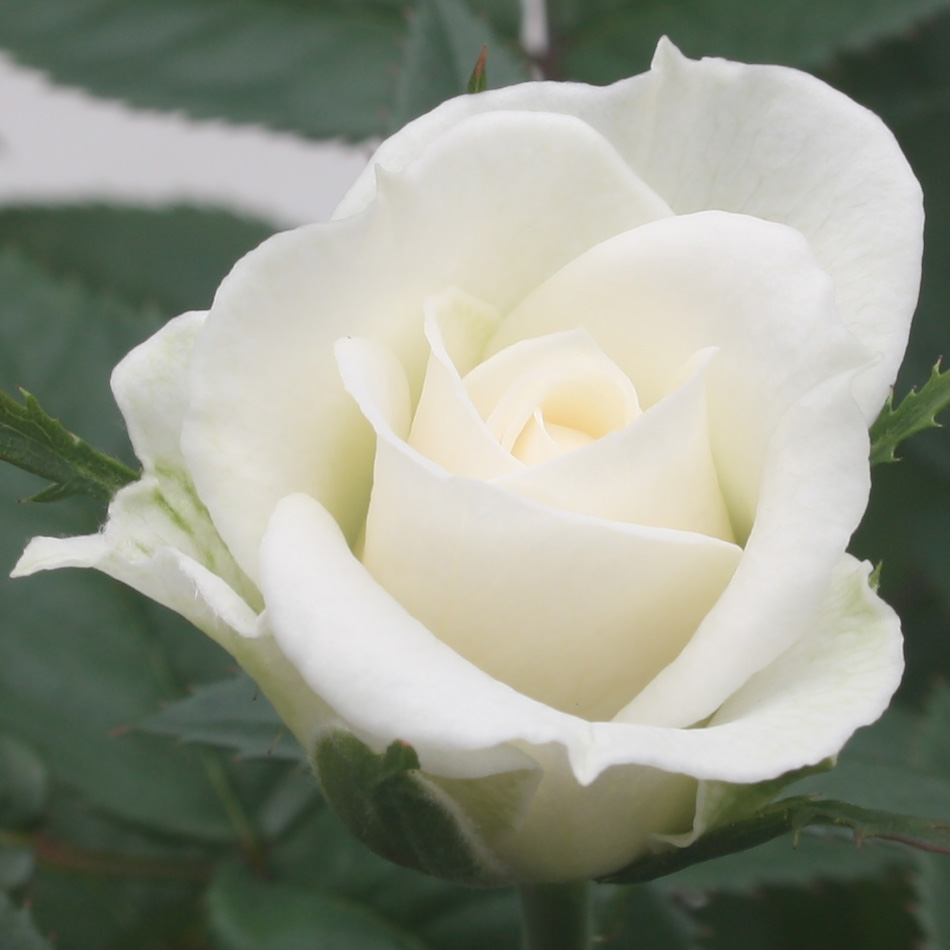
(519, 881, 592, 950)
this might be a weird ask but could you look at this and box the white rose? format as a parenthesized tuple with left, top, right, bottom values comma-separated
(14, 40, 922, 884)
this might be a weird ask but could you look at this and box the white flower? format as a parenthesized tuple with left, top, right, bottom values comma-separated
(14, 40, 922, 883)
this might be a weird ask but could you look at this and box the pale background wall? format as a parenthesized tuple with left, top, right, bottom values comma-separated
(0, 50, 368, 228)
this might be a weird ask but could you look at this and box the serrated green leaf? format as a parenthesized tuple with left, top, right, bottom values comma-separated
(554, 0, 950, 85)
(393, 0, 528, 127)
(0, 0, 409, 141)
(139, 674, 305, 762)
(0, 892, 52, 950)
(208, 861, 427, 950)
(0, 205, 276, 317)
(0, 387, 139, 503)
(870, 361, 950, 465)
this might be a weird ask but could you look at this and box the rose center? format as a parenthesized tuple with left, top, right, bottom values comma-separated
(463, 328, 642, 464)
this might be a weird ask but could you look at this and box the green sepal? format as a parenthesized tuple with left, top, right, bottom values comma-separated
(870, 360, 950, 465)
(467, 44, 488, 93)
(0, 388, 138, 502)
(600, 795, 950, 885)
(313, 731, 512, 886)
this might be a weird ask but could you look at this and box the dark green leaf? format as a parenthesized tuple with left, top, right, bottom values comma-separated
(693, 876, 922, 950)
(792, 707, 950, 820)
(0, 734, 49, 829)
(599, 884, 700, 949)
(657, 831, 913, 894)
(871, 361, 950, 465)
(603, 797, 950, 886)
(417, 889, 521, 950)
(0, 205, 276, 316)
(0, 893, 52, 950)
(139, 673, 305, 762)
(315, 733, 503, 886)
(22, 788, 211, 950)
(0, 0, 408, 141)
(207, 861, 426, 950)
(393, 0, 528, 127)
(918, 855, 950, 949)
(911, 689, 950, 949)
(554, 0, 950, 85)
(0, 387, 138, 503)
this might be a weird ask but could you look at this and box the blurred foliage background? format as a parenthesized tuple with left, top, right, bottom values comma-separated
(1, 0, 950, 946)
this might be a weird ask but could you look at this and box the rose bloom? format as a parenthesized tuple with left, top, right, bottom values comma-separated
(15, 41, 922, 883)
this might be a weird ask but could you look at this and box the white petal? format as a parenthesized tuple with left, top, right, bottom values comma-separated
(111, 310, 206, 471)
(337, 337, 741, 723)
(183, 111, 673, 582)
(337, 40, 921, 415)
(13, 474, 259, 644)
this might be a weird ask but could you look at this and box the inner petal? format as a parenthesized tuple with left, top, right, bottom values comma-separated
(465, 328, 642, 463)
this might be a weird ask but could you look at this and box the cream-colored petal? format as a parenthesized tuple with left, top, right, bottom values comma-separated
(183, 111, 673, 582)
(336, 337, 741, 722)
(465, 327, 641, 457)
(336, 39, 922, 416)
(408, 289, 519, 479)
(494, 348, 732, 538)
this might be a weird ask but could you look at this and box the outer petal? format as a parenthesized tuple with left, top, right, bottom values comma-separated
(12, 314, 259, 648)
(182, 111, 672, 582)
(261, 492, 901, 879)
(336, 40, 922, 415)
(12, 315, 332, 749)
